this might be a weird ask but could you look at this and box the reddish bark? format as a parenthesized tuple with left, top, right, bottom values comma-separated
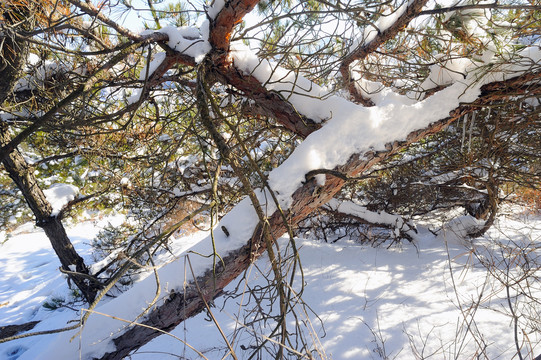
(216, 64, 321, 138)
(209, 0, 261, 59)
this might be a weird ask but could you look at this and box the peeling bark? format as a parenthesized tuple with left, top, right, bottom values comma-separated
(209, 0, 261, 59)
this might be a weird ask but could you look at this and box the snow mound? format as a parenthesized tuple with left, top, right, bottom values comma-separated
(43, 183, 79, 216)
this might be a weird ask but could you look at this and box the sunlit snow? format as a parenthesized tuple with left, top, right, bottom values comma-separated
(1, 211, 540, 359)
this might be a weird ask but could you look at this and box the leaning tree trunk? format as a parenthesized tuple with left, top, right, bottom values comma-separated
(0, 123, 99, 303)
(0, 4, 98, 303)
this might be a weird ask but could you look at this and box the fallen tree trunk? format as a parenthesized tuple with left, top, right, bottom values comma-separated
(96, 72, 540, 359)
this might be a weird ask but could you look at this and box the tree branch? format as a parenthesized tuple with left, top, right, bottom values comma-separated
(209, 0, 261, 61)
(339, 0, 428, 105)
(419, 3, 539, 16)
(66, 0, 147, 41)
(216, 65, 321, 138)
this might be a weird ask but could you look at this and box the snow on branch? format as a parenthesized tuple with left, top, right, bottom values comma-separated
(217, 63, 322, 138)
(23, 189, 277, 360)
(231, 42, 336, 123)
(142, 25, 212, 64)
(345, 0, 423, 59)
(340, 0, 429, 105)
(127, 25, 211, 104)
(257, 45, 540, 209)
(23, 64, 540, 360)
(327, 199, 407, 229)
(325, 199, 418, 241)
(13, 3, 539, 357)
(43, 183, 79, 217)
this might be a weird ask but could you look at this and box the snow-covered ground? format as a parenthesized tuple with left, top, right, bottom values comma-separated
(1, 210, 540, 359)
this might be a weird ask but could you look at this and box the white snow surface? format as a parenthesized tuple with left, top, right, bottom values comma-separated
(42, 183, 79, 216)
(353, 76, 414, 106)
(8, 191, 275, 360)
(420, 56, 481, 91)
(1, 211, 540, 359)
(207, 0, 226, 19)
